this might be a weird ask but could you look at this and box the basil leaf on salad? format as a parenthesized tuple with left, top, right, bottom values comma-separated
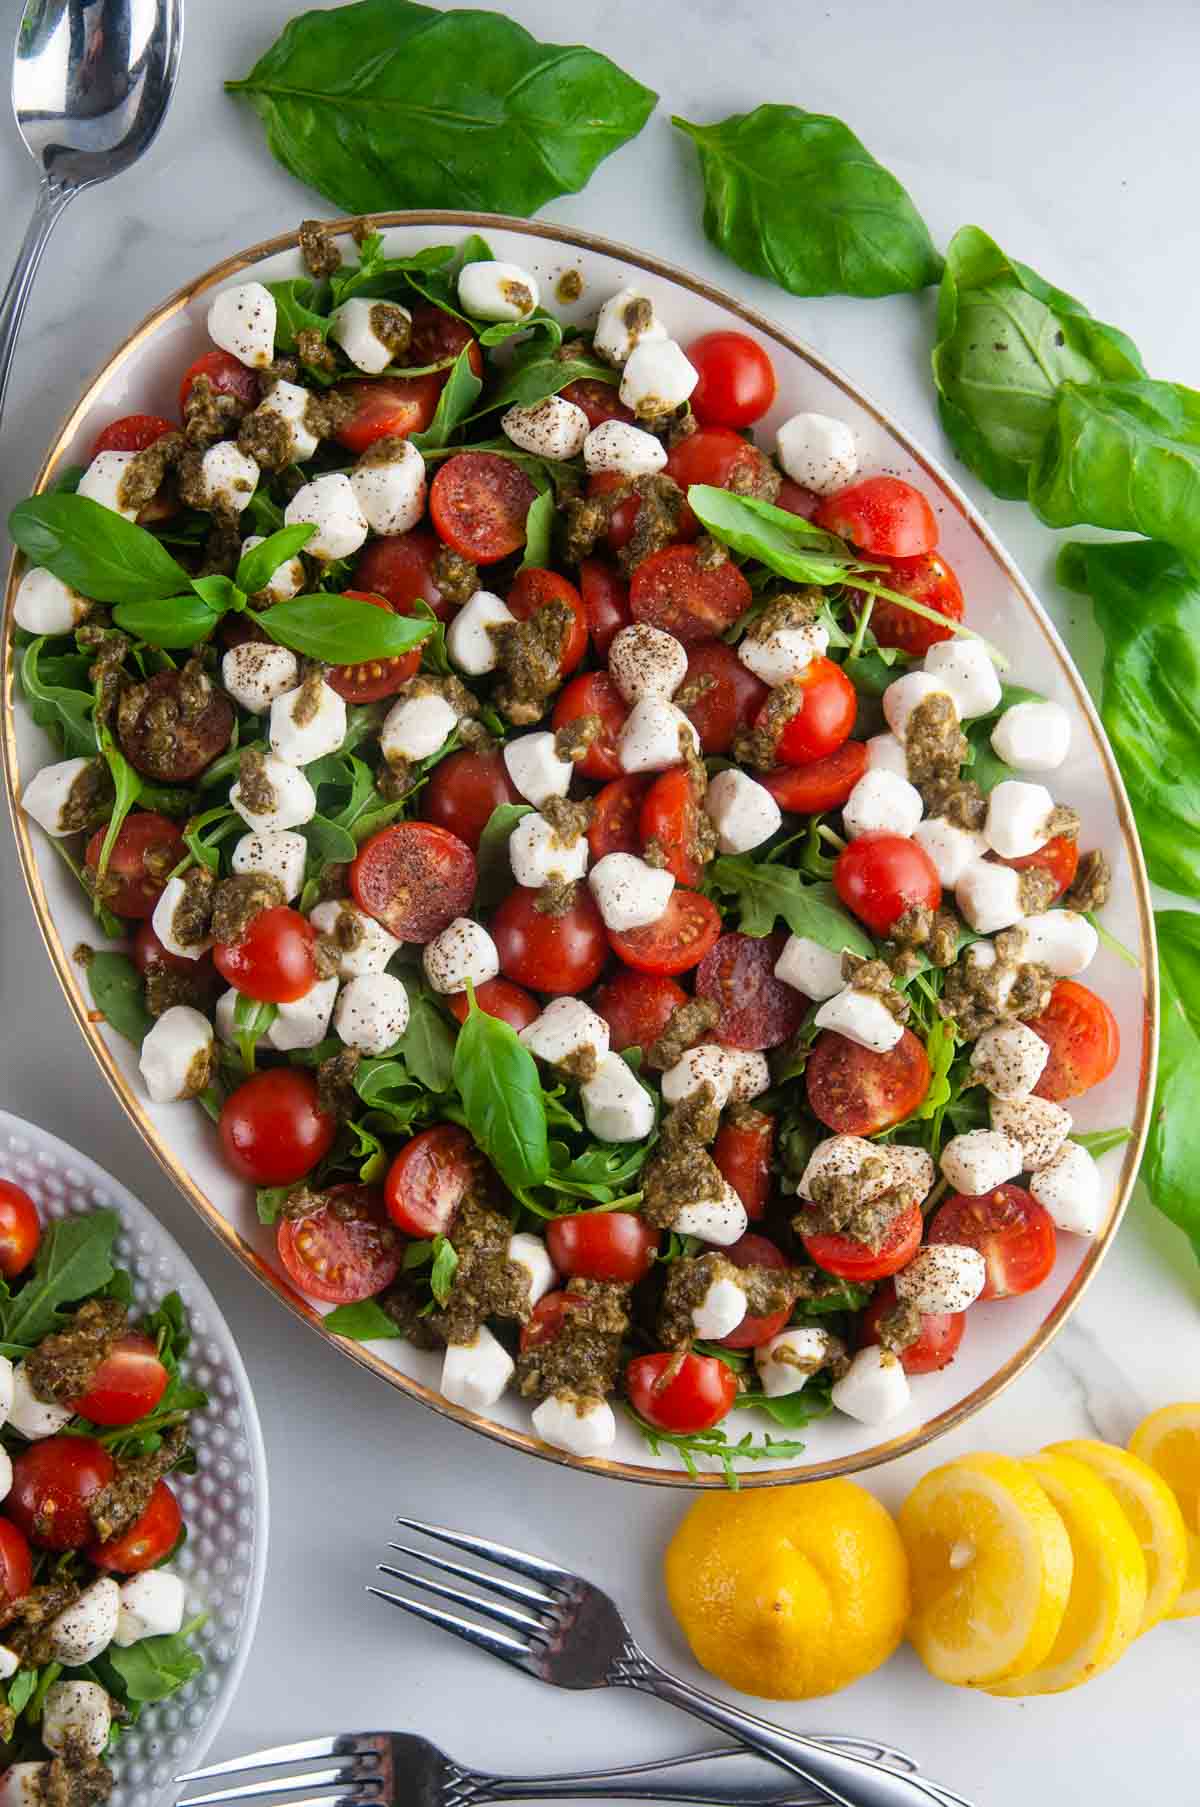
(395, 978, 456, 1094)
(686, 486, 859, 585)
(111, 594, 225, 649)
(1, 1210, 118, 1345)
(1144, 911, 1200, 1265)
(474, 803, 533, 912)
(452, 994, 549, 1193)
(98, 1623, 205, 1704)
(235, 523, 316, 595)
(324, 1297, 403, 1341)
(481, 343, 614, 416)
(9, 494, 192, 605)
(706, 858, 873, 957)
(672, 104, 941, 298)
(85, 952, 154, 1048)
(260, 593, 433, 664)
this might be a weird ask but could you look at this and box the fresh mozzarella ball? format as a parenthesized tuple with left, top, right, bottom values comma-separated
(894, 1245, 987, 1314)
(139, 1006, 214, 1103)
(583, 420, 667, 477)
(673, 1184, 749, 1247)
(1013, 910, 1098, 978)
(423, 918, 499, 994)
(232, 830, 307, 901)
(886, 1144, 936, 1201)
(990, 1095, 1072, 1171)
(924, 638, 1003, 719)
(446, 589, 516, 675)
(520, 998, 610, 1069)
(13, 567, 89, 635)
(458, 260, 539, 321)
(77, 450, 140, 520)
(0, 1360, 13, 1434)
(532, 1394, 616, 1457)
(9, 1362, 70, 1440)
(866, 732, 909, 777)
(21, 758, 95, 838)
(691, 1273, 748, 1340)
(150, 876, 211, 962)
(221, 642, 300, 715)
(350, 441, 427, 536)
(509, 812, 589, 888)
(41, 1682, 112, 1759)
(0, 1766, 48, 1807)
(619, 338, 698, 415)
(48, 1578, 120, 1667)
(266, 977, 339, 1052)
(940, 1128, 1024, 1195)
(503, 732, 572, 807)
(726, 1049, 771, 1102)
(961, 939, 1017, 1014)
(269, 679, 348, 768)
(256, 379, 320, 461)
(660, 1043, 739, 1111)
(285, 472, 369, 561)
(191, 442, 260, 515)
(774, 412, 858, 495)
(334, 973, 411, 1055)
(985, 780, 1058, 859)
(114, 1570, 186, 1647)
(507, 1233, 557, 1308)
(380, 692, 458, 764)
(214, 988, 239, 1046)
(207, 280, 276, 368)
(593, 286, 668, 366)
(704, 768, 782, 855)
(588, 851, 674, 931)
(969, 1021, 1050, 1101)
(798, 1135, 893, 1204)
(774, 933, 845, 1001)
(617, 698, 699, 773)
(239, 535, 304, 603)
(843, 770, 924, 840)
(830, 1345, 913, 1425)
(608, 624, 688, 703)
(441, 1327, 514, 1410)
(309, 900, 402, 976)
(329, 297, 411, 375)
(0, 1446, 11, 1506)
(990, 699, 1071, 773)
(502, 395, 589, 460)
(1029, 1140, 1103, 1235)
(814, 986, 904, 1053)
(756, 1328, 837, 1398)
(882, 670, 958, 741)
(738, 619, 829, 687)
(231, 752, 317, 832)
(955, 859, 1025, 934)
(580, 1051, 655, 1142)
(913, 816, 987, 887)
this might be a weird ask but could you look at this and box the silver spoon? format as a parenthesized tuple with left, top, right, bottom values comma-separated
(1, 0, 184, 423)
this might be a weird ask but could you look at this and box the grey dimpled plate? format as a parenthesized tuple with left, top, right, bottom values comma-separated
(0, 1110, 268, 1807)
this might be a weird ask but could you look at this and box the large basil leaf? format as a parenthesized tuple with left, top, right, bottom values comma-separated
(111, 594, 224, 649)
(395, 977, 456, 1093)
(932, 227, 1145, 500)
(323, 1298, 403, 1341)
(261, 593, 433, 664)
(100, 1625, 204, 1704)
(1057, 537, 1200, 896)
(85, 952, 153, 1046)
(9, 494, 191, 604)
(706, 858, 873, 957)
(672, 105, 940, 298)
(452, 996, 548, 1192)
(226, 0, 657, 216)
(687, 486, 858, 584)
(1144, 911, 1200, 1265)
(236, 524, 316, 594)
(20, 638, 95, 758)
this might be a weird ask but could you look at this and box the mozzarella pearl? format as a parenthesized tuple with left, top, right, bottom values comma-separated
(580, 1051, 655, 1143)
(21, 757, 96, 837)
(507, 1233, 557, 1308)
(1012, 909, 1099, 978)
(509, 812, 589, 888)
(990, 699, 1071, 772)
(269, 679, 347, 768)
(13, 567, 89, 635)
(619, 338, 698, 416)
(673, 1184, 749, 1247)
(446, 589, 516, 675)
(458, 260, 539, 321)
(350, 441, 427, 536)
(774, 933, 845, 1001)
(969, 1021, 1050, 1100)
(239, 534, 304, 603)
(704, 767, 782, 855)
(985, 779, 1058, 859)
(691, 1274, 748, 1340)
(583, 420, 667, 477)
(77, 450, 139, 520)
(0, 1360, 13, 1433)
(503, 732, 572, 807)
(266, 977, 339, 1052)
(940, 1128, 1024, 1195)
(843, 769, 924, 840)
(114, 1570, 186, 1646)
(774, 412, 858, 495)
(380, 692, 459, 764)
(887, 1144, 936, 1200)
(924, 639, 1003, 719)
(616, 698, 699, 773)
(334, 973, 411, 1055)
(0, 1767, 49, 1807)
(9, 1362, 70, 1440)
(1029, 1140, 1103, 1236)
(221, 643, 300, 715)
(866, 732, 909, 777)
(519, 998, 610, 1069)
(608, 624, 688, 703)
(955, 859, 1025, 934)
(593, 286, 668, 366)
(727, 1049, 770, 1102)
(207, 280, 277, 368)
(913, 816, 988, 887)
(309, 901, 402, 976)
(990, 1095, 1073, 1171)
(330, 297, 410, 375)
(41, 1682, 112, 1759)
(830, 1345, 912, 1425)
(255, 379, 320, 461)
(798, 1135, 894, 1204)
(441, 1327, 514, 1410)
(882, 670, 958, 741)
(814, 986, 904, 1053)
(588, 851, 674, 932)
(232, 830, 306, 901)
(895, 1244, 987, 1314)
(502, 395, 589, 460)
(139, 1005, 214, 1103)
(48, 1578, 120, 1666)
(423, 918, 499, 994)
(285, 472, 369, 561)
(531, 1394, 617, 1457)
(756, 1328, 837, 1398)
(660, 1043, 739, 1111)
(231, 752, 317, 832)
(149, 876, 211, 961)
(191, 441, 260, 515)
(738, 619, 829, 687)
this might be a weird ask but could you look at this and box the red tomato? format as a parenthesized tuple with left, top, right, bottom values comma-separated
(629, 544, 751, 643)
(507, 567, 589, 676)
(133, 919, 215, 988)
(179, 349, 259, 413)
(665, 428, 777, 522)
(814, 476, 939, 558)
(587, 473, 655, 555)
(864, 552, 964, 655)
(805, 1027, 931, 1136)
(354, 528, 452, 621)
(718, 1232, 792, 1347)
(776, 478, 819, 519)
(72, 1332, 168, 1427)
(712, 1111, 774, 1220)
(559, 378, 633, 429)
(422, 747, 520, 851)
(801, 1201, 923, 1284)
(579, 559, 631, 657)
(608, 889, 722, 977)
(87, 1479, 182, 1573)
(1028, 979, 1120, 1101)
(686, 332, 777, 428)
(858, 1279, 966, 1375)
(84, 812, 185, 919)
(278, 1183, 400, 1305)
(552, 671, 627, 779)
(325, 591, 420, 702)
(0, 1181, 39, 1279)
(930, 1186, 1057, 1300)
(592, 967, 687, 1052)
(834, 833, 941, 936)
(91, 414, 175, 458)
(587, 775, 652, 861)
(445, 977, 539, 1032)
(9, 1437, 114, 1551)
(219, 1070, 336, 1186)
(761, 742, 868, 814)
(678, 638, 767, 755)
(384, 1124, 476, 1239)
(213, 905, 316, 1004)
(639, 767, 707, 887)
(546, 1213, 660, 1284)
(0, 1521, 32, 1603)
(626, 1352, 736, 1434)
(761, 657, 857, 766)
(430, 453, 538, 563)
(409, 305, 483, 371)
(351, 822, 476, 943)
(492, 886, 608, 994)
(519, 1289, 585, 1353)
(334, 374, 443, 452)
(1000, 834, 1080, 902)
(695, 930, 807, 1051)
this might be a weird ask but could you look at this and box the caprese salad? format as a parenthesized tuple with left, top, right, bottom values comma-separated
(9, 222, 1125, 1476)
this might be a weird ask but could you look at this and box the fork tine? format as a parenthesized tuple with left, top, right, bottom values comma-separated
(179, 1769, 373, 1807)
(376, 1562, 550, 1637)
(366, 1584, 537, 1670)
(176, 1741, 348, 1783)
(386, 1540, 557, 1611)
(394, 1515, 574, 1591)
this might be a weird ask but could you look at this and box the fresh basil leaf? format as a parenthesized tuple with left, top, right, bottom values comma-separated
(453, 994, 549, 1192)
(686, 485, 857, 584)
(706, 858, 873, 956)
(302, 814, 358, 864)
(256, 1185, 291, 1226)
(474, 802, 533, 911)
(6, 1668, 38, 1716)
(232, 526, 313, 599)
(86, 952, 153, 1046)
(396, 978, 456, 1093)
(1073, 1128, 1132, 1158)
(2, 1210, 118, 1345)
(480, 344, 614, 416)
(519, 488, 555, 571)
(112, 594, 224, 649)
(429, 1234, 458, 1307)
(244, 489, 286, 536)
(266, 276, 332, 349)
(227, 0, 657, 218)
(403, 1239, 435, 1271)
(673, 104, 941, 298)
(260, 593, 432, 665)
(9, 493, 191, 604)
(1144, 910, 1200, 1266)
(324, 1297, 403, 1340)
(409, 343, 484, 451)
(101, 1623, 204, 1703)
(20, 637, 95, 757)
(49, 464, 85, 495)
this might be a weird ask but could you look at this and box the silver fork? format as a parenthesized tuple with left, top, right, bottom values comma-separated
(367, 1519, 972, 1807)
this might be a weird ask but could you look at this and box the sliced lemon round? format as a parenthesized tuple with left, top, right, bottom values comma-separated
(1129, 1403, 1200, 1618)
(987, 1452, 1146, 1696)
(1047, 1438, 1188, 1633)
(899, 1452, 1073, 1688)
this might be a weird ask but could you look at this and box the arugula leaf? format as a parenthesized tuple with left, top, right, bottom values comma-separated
(672, 104, 941, 298)
(474, 802, 533, 911)
(687, 486, 859, 584)
(181, 806, 241, 875)
(395, 978, 456, 1093)
(410, 343, 484, 451)
(266, 277, 332, 349)
(233, 995, 278, 1073)
(520, 488, 556, 571)
(6, 1668, 37, 1716)
(86, 952, 153, 1046)
(429, 1234, 458, 1307)
(706, 858, 872, 956)
(236, 524, 316, 594)
(1142, 910, 1200, 1265)
(9, 494, 191, 604)
(330, 241, 457, 308)
(732, 1375, 835, 1429)
(480, 343, 614, 416)
(2, 1211, 117, 1345)
(100, 1621, 204, 1703)
(324, 1297, 403, 1340)
(452, 993, 549, 1192)
(627, 1411, 812, 1488)
(20, 637, 96, 758)
(260, 593, 432, 665)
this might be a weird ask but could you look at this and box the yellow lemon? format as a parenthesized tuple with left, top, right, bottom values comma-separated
(987, 1452, 1146, 1696)
(664, 1481, 909, 1700)
(1129, 1403, 1200, 1618)
(1047, 1438, 1188, 1633)
(899, 1452, 1073, 1687)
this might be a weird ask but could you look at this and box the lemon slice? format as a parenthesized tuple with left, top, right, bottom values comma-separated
(1129, 1403, 1200, 1618)
(987, 1452, 1146, 1696)
(1047, 1438, 1188, 1633)
(899, 1452, 1073, 1687)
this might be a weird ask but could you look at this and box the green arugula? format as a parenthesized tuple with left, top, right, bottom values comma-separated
(394, 977, 456, 1093)
(1, 1211, 117, 1345)
(705, 858, 872, 956)
(627, 1412, 812, 1489)
(1073, 1129, 1133, 1158)
(233, 995, 279, 1073)
(19, 638, 96, 759)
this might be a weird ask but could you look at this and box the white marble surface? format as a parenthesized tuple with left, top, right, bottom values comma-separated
(1, 2, 1199, 1802)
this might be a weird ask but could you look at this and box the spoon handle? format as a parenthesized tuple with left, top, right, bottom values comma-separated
(0, 176, 77, 429)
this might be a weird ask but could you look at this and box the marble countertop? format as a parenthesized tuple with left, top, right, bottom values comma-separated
(1, 2, 1198, 1802)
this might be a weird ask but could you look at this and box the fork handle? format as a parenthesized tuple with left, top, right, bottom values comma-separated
(479, 1741, 913, 1806)
(0, 176, 76, 429)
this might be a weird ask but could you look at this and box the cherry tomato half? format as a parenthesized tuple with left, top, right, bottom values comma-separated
(762, 657, 857, 766)
(626, 1352, 737, 1434)
(219, 1070, 337, 1187)
(87, 1480, 182, 1573)
(326, 591, 421, 702)
(422, 747, 521, 851)
(592, 968, 687, 1053)
(508, 568, 588, 677)
(579, 559, 632, 657)
(930, 1186, 1057, 1300)
(278, 1184, 400, 1305)
(864, 552, 964, 656)
(559, 379, 633, 429)
(72, 1332, 169, 1427)
(629, 544, 752, 643)
(91, 414, 175, 458)
(607, 889, 722, 977)
(858, 1279, 966, 1375)
(552, 672, 627, 780)
(354, 527, 452, 621)
(351, 822, 476, 943)
(179, 349, 259, 414)
(761, 741, 868, 814)
(1028, 979, 1120, 1101)
(445, 977, 540, 1032)
(0, 1520, 33, 1603)
(333, 372, 445, 452)
(814, 476, 938, 558)
(678, 638, 767, 755)
(805, 1027, 931, 1136)
(213, 905, 316, 1004)
(0, 1181, 40, 1279)
(384, 1124, 477, 1240)
(800, 1200, 923, 1284)
(665, 427, 776, 517)
(546, 1213, 660, 1284)
(9, 1436, 114, 1551)
(695, 930, 806, 1051)
(639, 767, 707, 887)
(834, 833, 941, 936)
(587, 775, 652, 861)
(492, 886, 608, 994)
(520, 1290, 584, 1354)
(430, 452, 538, 564)
(686, 332, 777, 429)
(84, 812, 185, 920)
(712, 1110, 774, 1220)
(1000, 834, 1079, 902)
(718, 1232, 792, 1348)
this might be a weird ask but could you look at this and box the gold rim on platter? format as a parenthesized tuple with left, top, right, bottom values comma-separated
(1, 211, 1159, 1486)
